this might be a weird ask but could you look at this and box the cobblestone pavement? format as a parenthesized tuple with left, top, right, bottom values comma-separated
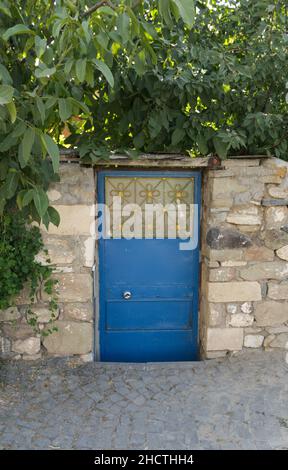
(0, 350, 288, 450)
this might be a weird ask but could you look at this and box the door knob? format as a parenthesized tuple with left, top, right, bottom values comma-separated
(123, 291, 132, 300)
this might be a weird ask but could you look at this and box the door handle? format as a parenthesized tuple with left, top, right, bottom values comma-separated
(123, 291, 132, 300)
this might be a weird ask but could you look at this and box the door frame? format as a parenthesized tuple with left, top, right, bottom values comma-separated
(96, 169, 202, 362)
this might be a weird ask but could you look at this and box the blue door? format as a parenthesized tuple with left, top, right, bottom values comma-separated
(98, 170, 201, 362)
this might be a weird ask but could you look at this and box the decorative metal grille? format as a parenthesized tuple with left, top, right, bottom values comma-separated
(105, 176, 195, 238)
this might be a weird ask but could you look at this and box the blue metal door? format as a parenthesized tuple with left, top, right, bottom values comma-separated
(98, 170, 201, 362)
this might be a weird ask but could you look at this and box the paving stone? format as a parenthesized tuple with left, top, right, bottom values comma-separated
(0, 351, 287, 450)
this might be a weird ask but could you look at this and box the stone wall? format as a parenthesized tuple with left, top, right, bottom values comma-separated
(201, 157, 288, 358)
(0, 164, 95, 361)
(1, 156, 288, 361)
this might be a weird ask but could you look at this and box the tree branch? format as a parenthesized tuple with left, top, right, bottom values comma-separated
(81, 1, 116, 18)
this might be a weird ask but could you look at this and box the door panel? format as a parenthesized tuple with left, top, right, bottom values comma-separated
(98, 171, 201, 362)
(101, 331, 197, 362)
(106, 298, 193, 330)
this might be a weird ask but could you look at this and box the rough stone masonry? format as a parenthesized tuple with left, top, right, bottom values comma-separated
(200, 156, 288, 358)
(1, 156, 288, 361)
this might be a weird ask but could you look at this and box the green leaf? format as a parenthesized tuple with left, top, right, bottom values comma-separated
(6, 101, 16, 123)
(213, 137, 228, 159)
(35, 67, 56, 79)
(16, 189, 27, 210)
(0, 64, 12, 85)
(172, 128, 185, 145)
(0, 85, 14, 105)
(69, 98, 90, 116)
(76, 58, 87, 83)
(2, 24, 34, 41)
(117, 13, 130, 44)
(36, 96, 45, 124)
(22, 189, 34, 207)
(47, 206, 60, 227)
(35, 35, 47, 58)
(97, 6, 117, 16)
(18, 128, 35, 168)
(81, 20, 91, 44)
(92, 59, 114, 88)
(64, 58, 74, 76)
(0, 197, 5, 215)
(41, 134, 60, 173)
(0, 2, 11, 17)
(159, 0, 173, 27)
(134, 51, 146, 76)
(33, 187, 49, 218)
(196, 135, 208, 155)
(5, 170, 19, 199)
(58, 98, 72, 122)
(172, 0, 195, 28)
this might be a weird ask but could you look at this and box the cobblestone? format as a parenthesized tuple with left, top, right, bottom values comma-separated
(1, 351, 288, 449)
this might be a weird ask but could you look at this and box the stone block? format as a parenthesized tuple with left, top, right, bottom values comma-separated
(209, 249, 244, 262)
(221, 260, 247, 267)
(268, 186, 288, 199)
(276, 245, 288, 261)
(61, 303, 93, 322)
(208, 261, 220, 268)
(12, 337, 40, 355)
(254, 301, 288, 326)
(55, 274, 92, 302)
(211, 198, 233, 209)
(38, 236, 77, 265)
(241, 302, 253, 314)
(29, 307, 59, 323)
(212, 178, 247, 197)
(266, 333, 288, 349)
(43, 321, 92, 355)
(263, 230, 288, 250)
(244, 246, 274, 262)
(240, 262, 288, 281)
(266, 326, 288, 334)
(0, 307, 21, 322)
(268, 281, 288, 300)
(81, 236, 95, 267)
(228, 313, 254, 327)
(48, 165, 95, 205)
(206, 328, 243, 351)
(244, 335, 264, 348)
(227, 206, 262, 225)
(227, 304, 238, 314)
(265, 207, 288, 229)
(245, 327, 263, 334)
(0, 335, 11, 355)
(262, 157, 288, 173)
(2, 323, 35, 340)
(208, 282, 262, 303)
(42, 205, 94, 236)
(208, 303, 226, 327)
(206, 228, 252, 249)
(209, 267, 235, 282)
(224, 158, 261, 168)
(262, 199, 288, 206)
